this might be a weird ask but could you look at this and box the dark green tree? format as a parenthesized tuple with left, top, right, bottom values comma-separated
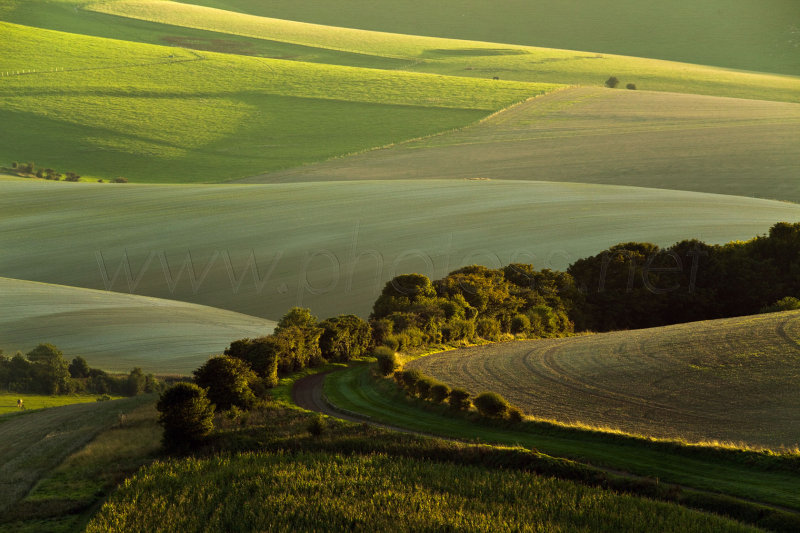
(193, 356, 257, 410)
(319, 315, 372, 362)
(69, 356, 90, 379)
(156, 383, 215, 452)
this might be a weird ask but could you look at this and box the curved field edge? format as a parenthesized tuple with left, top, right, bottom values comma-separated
(84, 451, 760, 532)
(174, 0, 800, 77)
(1, 179, 799, 320)
(0, 277, 276, 374)
(89, 0, 800, 103)
(408, 311, 800, 449)
(0, 21, 554, 183)
(321, 364, 800, 511)
(242, 87, 800, 204)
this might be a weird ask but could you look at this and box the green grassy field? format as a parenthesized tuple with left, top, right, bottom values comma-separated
(0, 393, 120, 415)
(245, 87, 800, 203)
(84, 451, 759, 532)
(178, 0, 800, 76)
(408, 311, 800, 449)
(90, 1, 800, 103)
(0, 395, 152, 518)
(0, 21, 548, 183)
(1, 402, 161, 532)
(0, 278, 276, 374)
(323, 364, 800, 511)
(1, 178, 798, 321)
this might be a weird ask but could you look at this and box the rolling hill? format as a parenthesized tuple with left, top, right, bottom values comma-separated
(408, 310, 800, 449)
(0, 21, 549, 183)
(175, 0, 800, 76)
(243, 86, 800, 203)
(0, 277, 275, 373)
(1, 177, 799, 321)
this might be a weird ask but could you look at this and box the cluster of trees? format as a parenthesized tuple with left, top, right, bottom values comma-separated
(7, 161, 127, 183)
(370, 265, 576, 351)
(604, 76, 636, 90)
(0, 343, 160, 396)
(224, 308, 372, 389)
(567, 222, 800, 331)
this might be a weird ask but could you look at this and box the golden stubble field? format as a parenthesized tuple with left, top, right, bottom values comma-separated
(409, 310, 800, 449)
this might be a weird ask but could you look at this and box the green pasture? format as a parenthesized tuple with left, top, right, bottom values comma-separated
(176, 0, 800, 76)
(0, 278, 276, 374)
(85, 451, 759, 532)
(246, 87, 800, 203)
(1, 179, 798, 322)
(0, 21, 548, 183)
(90, 1, 800, 103)
(323, 365, 800, 511)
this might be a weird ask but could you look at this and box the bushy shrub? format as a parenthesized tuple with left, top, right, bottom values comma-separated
(448, 388, 471, 410)
(400, 369, 422, 392)
(193, 356, 257, 410)
(508, 407, 524, 423)
(476, 317, 502, 341)
(374, 346, 398, 376)
(430, 382, 450, 404)
(510, 314, 531, 335)
(319, 314, 372, 362)
(473, 392, 511, 418)
(605, 76, 619, 88)
(113, 177, 128, 183)
(156, 383, 215, 452)
(307, 414, 326, 436)
(415, 376, 436, 399)
(626, 83, 637, 90)
(761, 296, 800, 313)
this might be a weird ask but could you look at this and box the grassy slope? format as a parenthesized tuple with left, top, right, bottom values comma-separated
(244, 87, 800, 203)
(84, 451, 758, 532)
(324, 365, 800, 511)
(0, 277, 276, 374)
(0, 396, 151, 516)
(408, 311, 800, 449)
(178, 0, 800, 76)
(0, 21, 547, 183)
(1, 179, 799, 320)
(90, 0, 800, 103)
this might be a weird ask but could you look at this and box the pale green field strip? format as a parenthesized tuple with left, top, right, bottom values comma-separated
(178, 0, 800, 76)
(85, 452, 761, 533)
(244, 87, 800, 203)
(0, 0, 416, 70)
(0, 22, 548, 183)
(0, 396, 151, 515)
(1, 178, 799, 322)
(0, 393, 121, 416)
(408, 311, 800, 449)
(90, 0, 800, 103)
(0, 278, 276, 373)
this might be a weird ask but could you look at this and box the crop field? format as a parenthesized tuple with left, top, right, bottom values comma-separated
(408, 310, 800, 449)
(0, 278, 276, 374)
(0, 21, 547, 183)
(246, 87, 800, 202)
(0, 393, 120, 416)
(0, 395, 151, 517)
(1, 179, 798, 320)
(178, 0, 800, 76)
(89, 1, 800, 103)
(84, 451, 758, 532)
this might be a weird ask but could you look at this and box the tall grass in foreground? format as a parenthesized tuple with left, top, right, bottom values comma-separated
(86, 451, 758, 532)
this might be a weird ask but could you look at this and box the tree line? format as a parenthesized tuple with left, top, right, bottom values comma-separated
(0, 343, 161, 396)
